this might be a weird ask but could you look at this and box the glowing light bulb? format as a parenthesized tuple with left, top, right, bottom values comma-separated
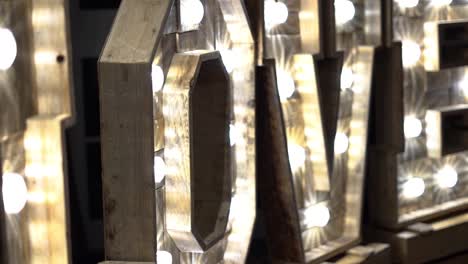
(340, 68, 354, 90)
(404, 116, 423, 139)
(220, 49, 237, 73)
(154, 156, 167, 183)
(431, 0, 452, 7)
(264, 0, 289, 28)
(335, 0, 355, 26)
(402, 177, 425, 199)
(435, 166, 458, 189)
(180, 0, 204, 26)
(157, 250, 173, 264)
(304, 204, 330, 228)
(0, 28, 17, 70)
(152, 65, 165, 93)
(288, 144, 306, 172)
(458, 76, 468, 98)
(229, 124, 241, 147)
(402, 40, 421, 68)
(277, 70, 295, 100)
(396, 0, 419, 8)
(2, 173, 28, 214)
(334, 132, 349, 155)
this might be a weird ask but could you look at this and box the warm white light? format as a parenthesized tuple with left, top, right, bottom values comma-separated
(334, 132, 349, 155)
(457, 76, 468, 98)
(404, 116, 423, 139)
(220, 49, 237, 73)
(431, 0, 452, 7)
(0, 28, 17, 70)
(154, 156, 167, 183)
(288, 144, 306, 171)
(396, 0, 419, 8)
(335, 0, 355, 25)
(157, 250, 173, 264)
(435, 166, 458, 189)
(2, 173, 28, 214)
(264, 0, 289, 28)
(152, 65, 165, 93)
(340, 68, 354, 90)
(402, 40, 421, 68)
(304, 204, 330, 228)
(277, 70, 295, 100)
(180, 0, 205, 26)
(402, 177, 425, 199)
(229, 124, 241, 147)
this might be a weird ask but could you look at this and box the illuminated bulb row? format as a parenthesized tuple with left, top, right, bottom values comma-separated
(264, 0, 289, 28)
(180, 0, 205, 26)
(402, 166, 458, 199)
(0, 28, 17, 70)
(396, 0, 419, 8)
(431, 0, 452, 7)
(335, 0, 355, 25)
(303, 203, 331, 228)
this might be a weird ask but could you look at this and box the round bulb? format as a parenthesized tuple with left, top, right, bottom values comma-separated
(340, 68, 354, 90)
(277, 70, 295, 100)
(220, 49, 237, 73)
(2, 173, 28, 214)
(0, 28, 17, 70)
(304, 204, 330, 228)
(229, 124, 241, 147)
(154, 156, 167, 183)
(265, 0, 289, 28)
(431, 0, 452, 7)
(157, 250, 173, 264)
(180, 0, 204, 26)
(335, 0, 355, 26)
(334, 132, 349, 155)
(288, 144, 306, 172)
(435, 166, 458, 189)
(404, 116, 423, 139)
(152, 65, 165, 93)
(402, 40, 421, 68)
(402, 177, 425, 199)
(397, 0, 419, 8)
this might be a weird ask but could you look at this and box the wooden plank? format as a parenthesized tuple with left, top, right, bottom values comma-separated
(367, 212, 468, 263)
(256, 61, 305, 263)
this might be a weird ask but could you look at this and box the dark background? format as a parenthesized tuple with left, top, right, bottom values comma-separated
(67, 0, 267, 262)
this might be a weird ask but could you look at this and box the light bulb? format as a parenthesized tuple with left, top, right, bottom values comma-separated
(402, 177, 425, 199)
(396, 0, 419, 8)
(334, 132, 349, 155)
(180, 0, 204, 27)
(435, 166, 458, 189)
(220, 49, 237, 73)
(288, 144, 306, 172)
(458, 76, 468, 98)
(304, 204, 330, 228)
(157, 250, 173, 264)
(229, 124, 241, 147)
(402, 40, 421, 68)
(277, 70, 295, 100)
(0, 28, 17, 70)
(264, 0, 289, 28)
(340, 68, 354, 90)
(2, 173, 28, 214)
(404, 116, 423, 139)
(152, 65, 165, 93)
(154, 156, 167, 183)
(335, 0, 355, 26)
(431, 0, 452, 7)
